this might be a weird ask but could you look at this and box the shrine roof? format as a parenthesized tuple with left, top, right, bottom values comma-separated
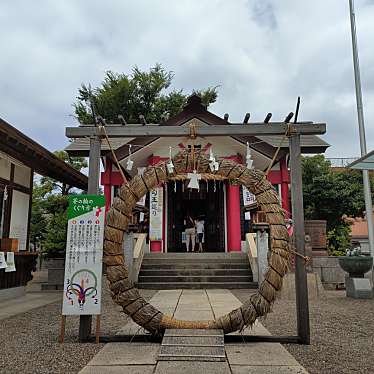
(64, 94, 329, 159)
(0, 117, 88, 190)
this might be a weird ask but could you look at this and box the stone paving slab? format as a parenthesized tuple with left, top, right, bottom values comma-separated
(79, 365, 155, 374)
(86, 343, 159, 366)
(230, 365, 309, 374)
(173, 310, 214, 320)
(79, 289, 308, 374)
(225, 343, 301, 366)
(228, 321, 271, 336)
(155, 361, 231, 374)
(159, 345, 225, 361)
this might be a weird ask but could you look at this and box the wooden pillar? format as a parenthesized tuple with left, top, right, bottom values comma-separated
(79, 134, 101, 342)
(226, 182, 241, 252)
(101, 157, 112, 213)
(289, 132, 310, 345)
(280, 156, 290, 217)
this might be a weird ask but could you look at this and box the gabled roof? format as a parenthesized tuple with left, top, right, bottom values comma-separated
(65, 137, 132, 157)
(0, 117, 88, 190)
(347, 149, 374, 170)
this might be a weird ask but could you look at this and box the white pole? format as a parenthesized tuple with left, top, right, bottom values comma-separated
(348, 0, 374, 278)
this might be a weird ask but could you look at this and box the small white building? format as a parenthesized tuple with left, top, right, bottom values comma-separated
(0, 117, 87, 296)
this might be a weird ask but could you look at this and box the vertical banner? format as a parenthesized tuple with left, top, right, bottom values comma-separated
(242, 186, 256, 207)
(149, 187, 163, 241)
(62, 195, 105, 316)
(0, 252, 7, 269)
(5, 252, 16, 272)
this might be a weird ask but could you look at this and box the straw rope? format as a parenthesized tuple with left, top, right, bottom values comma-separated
(103, 150, 290, 336)
(99, 125, 127, 183)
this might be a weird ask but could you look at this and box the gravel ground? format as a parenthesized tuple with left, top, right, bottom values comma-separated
(2, 286, 373, 374)
(232, 289, 374, 374)
(0, 282, 157, 374)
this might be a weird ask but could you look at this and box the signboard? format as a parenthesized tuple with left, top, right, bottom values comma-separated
(242, 186, 256, 207)
(5, 252, 16, 272)
(149, 187, 163, 241)
(62, 195, 105, 316)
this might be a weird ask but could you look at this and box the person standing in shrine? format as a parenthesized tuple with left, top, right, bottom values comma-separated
(196, 217, 204, 252)
(184, 214, 196, 252)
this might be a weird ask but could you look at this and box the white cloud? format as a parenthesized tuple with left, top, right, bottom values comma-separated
(0, 0, 373, 157)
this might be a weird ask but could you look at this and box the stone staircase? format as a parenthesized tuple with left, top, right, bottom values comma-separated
(137, 252, 257, 289)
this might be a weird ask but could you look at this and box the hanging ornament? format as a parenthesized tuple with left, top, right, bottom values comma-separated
(214, 160, 219, 171)
(209, 147, 215, 162)
(246, 142, 253, 169)
(167, 146, 175, 174)
(214, 180, 217, 192)
(174, 180, 177, 193)
(206, 180, 209, 192)
(126, 144, 133, 171)
(209, 159, 216, 172)
(187, 170, 201, 190)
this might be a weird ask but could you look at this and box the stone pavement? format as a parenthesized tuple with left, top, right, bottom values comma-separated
(80, 289, 308, 374)
(0, 292, 60, 320)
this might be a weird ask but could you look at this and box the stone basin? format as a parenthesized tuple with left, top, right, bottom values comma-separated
(338, 256, 373, 278)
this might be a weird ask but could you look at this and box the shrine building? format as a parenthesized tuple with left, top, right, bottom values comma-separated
(66, 95, 329, 253)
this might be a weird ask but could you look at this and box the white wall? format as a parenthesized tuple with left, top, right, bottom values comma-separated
(9, 190, 30, 251)
(0, 157, 11, 180)
(13, 164, 31, 187)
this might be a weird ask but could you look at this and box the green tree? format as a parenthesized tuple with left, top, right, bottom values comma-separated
(73, 64, 218, 124)
(40, 150, 87, 195)
(30, 152, 86, 257)
(302, 155, 374, 254)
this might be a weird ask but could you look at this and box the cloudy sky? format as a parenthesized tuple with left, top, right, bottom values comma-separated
(1, 0, 374, 158)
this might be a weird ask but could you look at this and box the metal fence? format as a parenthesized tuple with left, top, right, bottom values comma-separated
(326, 157, 358, 168)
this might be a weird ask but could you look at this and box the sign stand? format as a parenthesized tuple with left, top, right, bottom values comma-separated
(58, 193, 105, 344)
(59, 315, 66, 343)
(59, 315, 101, 344)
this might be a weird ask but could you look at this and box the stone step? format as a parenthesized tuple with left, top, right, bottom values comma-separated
(141, 263, 250, 270)
(137, 282, 258, 289)
(139, 252, 253, 290)
(159, 329, 225, 362)
(145, 252, 247, 259)
(138, 275, 253, 283)
(139, 269, 252, 276)
(143, 254, 248, 264)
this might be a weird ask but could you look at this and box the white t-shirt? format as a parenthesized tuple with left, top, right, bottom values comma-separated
(196, 220, 204, 234)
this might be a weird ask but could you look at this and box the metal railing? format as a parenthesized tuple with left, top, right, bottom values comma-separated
(326, 157, 359, 168)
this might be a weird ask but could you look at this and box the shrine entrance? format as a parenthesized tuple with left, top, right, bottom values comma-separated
(167, 180, 225, 252)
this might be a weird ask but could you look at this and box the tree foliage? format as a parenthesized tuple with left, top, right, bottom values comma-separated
(302, 155, 373, 254)
(30, 152, 85, 257)
(40, 151, 87, 196)
(73, 64, 218, 124)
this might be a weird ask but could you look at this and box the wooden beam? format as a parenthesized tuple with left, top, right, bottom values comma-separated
(243, 113, 250, 123)
(264, 113, 272, 123)
(284, 112, 294, 123)
(66, 123, 326, 138)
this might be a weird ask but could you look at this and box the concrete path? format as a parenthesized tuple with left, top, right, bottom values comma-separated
(80, 290, 308, 374)
(0, 292, 60, 321)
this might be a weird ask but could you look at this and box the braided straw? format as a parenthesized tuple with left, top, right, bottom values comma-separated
(104, 150, 290, 336)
